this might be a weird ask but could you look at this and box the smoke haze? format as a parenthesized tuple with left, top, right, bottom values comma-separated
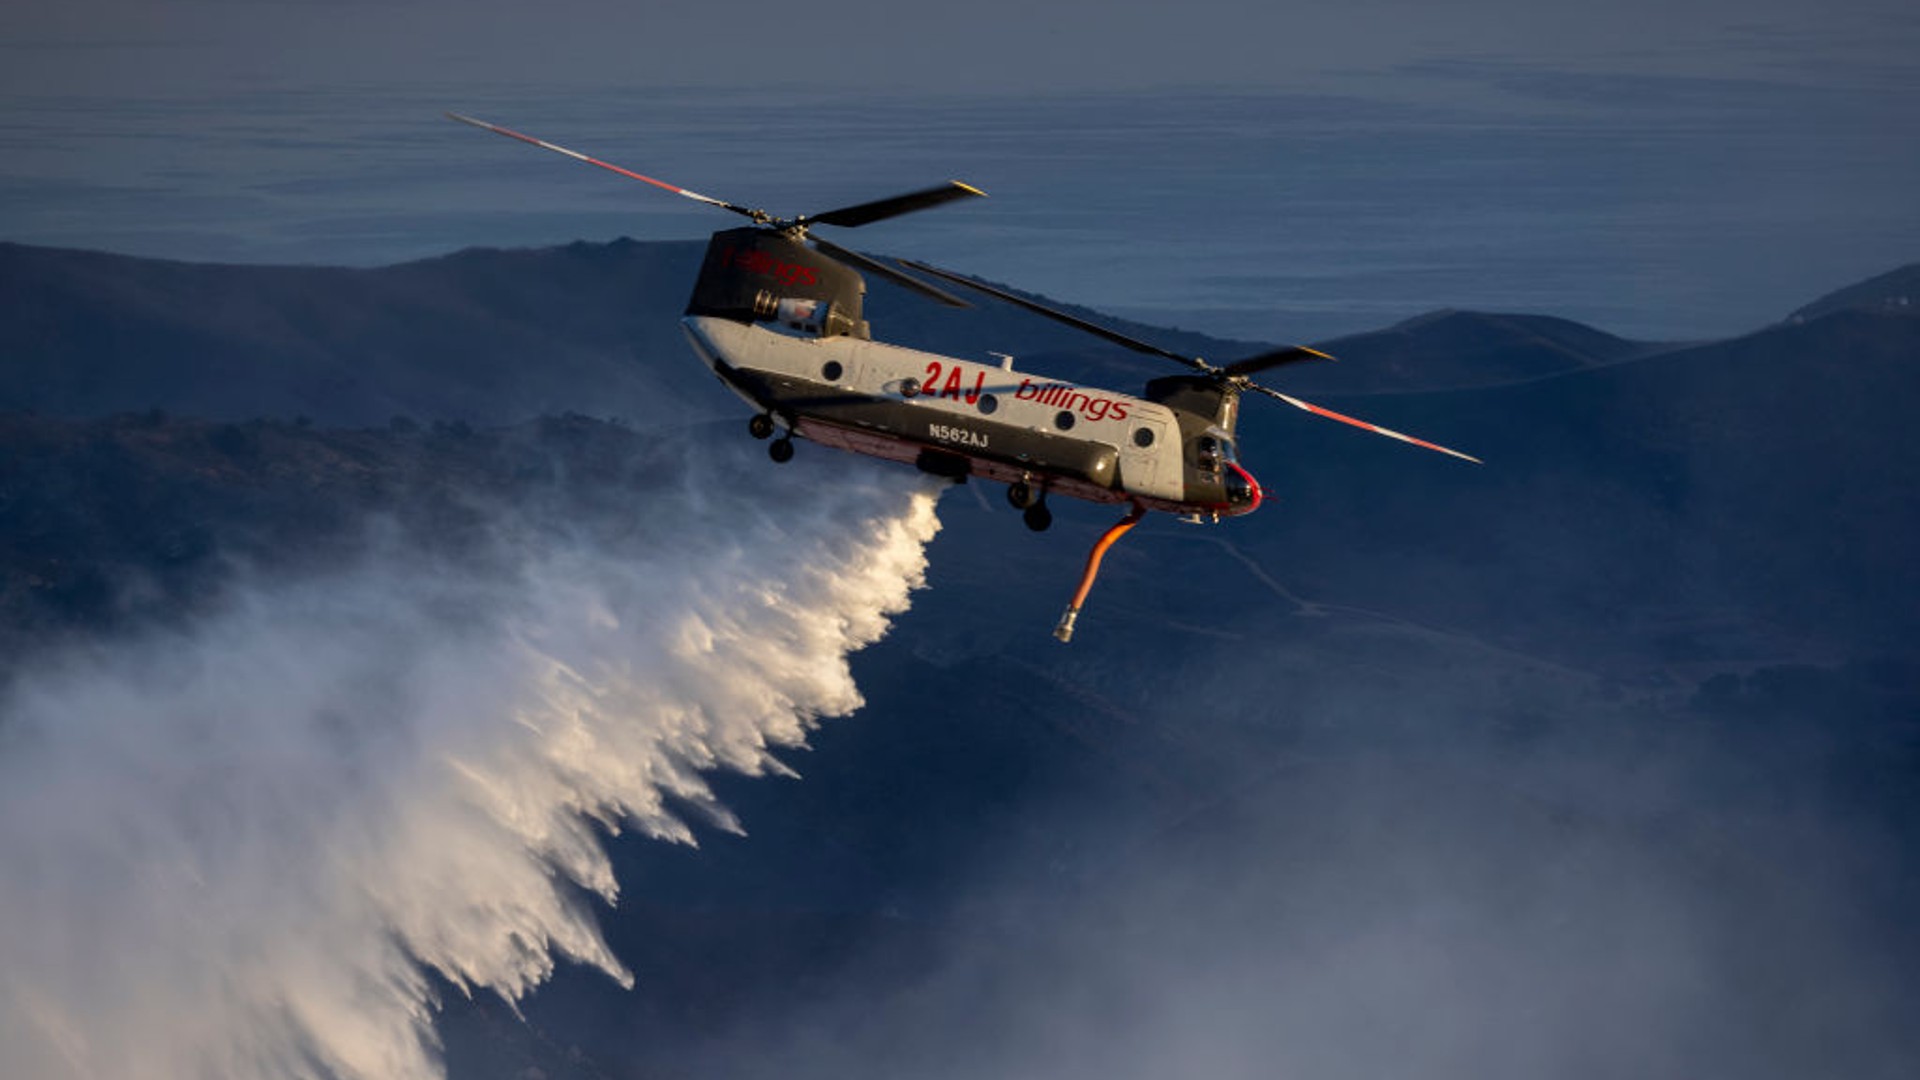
(0, 441, 942, 1079)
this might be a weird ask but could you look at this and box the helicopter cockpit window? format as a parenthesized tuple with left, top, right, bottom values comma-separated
(1195, 434, 1219, 471)
(1193, 430, 1236, 473)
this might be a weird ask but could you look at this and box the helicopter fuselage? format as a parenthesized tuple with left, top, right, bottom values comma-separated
(682, 313, 1261, 519)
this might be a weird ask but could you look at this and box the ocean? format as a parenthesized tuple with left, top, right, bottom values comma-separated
(3, 75, 1915, 341)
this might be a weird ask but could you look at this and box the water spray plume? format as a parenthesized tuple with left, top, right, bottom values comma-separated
(0, 443, 943, 1080)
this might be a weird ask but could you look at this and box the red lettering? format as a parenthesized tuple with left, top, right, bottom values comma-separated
(1016, 379, 1039, 401)
(942, 366, 965, 400)
(966, 372, 984, 405)
(719, 247, 821, 287)
(924, 361, 943, 390)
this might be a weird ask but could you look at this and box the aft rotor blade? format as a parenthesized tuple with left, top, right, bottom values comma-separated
(807, 181, 987, 229)
(898, 259, 1211, 372)
(1220, 343, 1334, 377)
(810, 236, 973, 308)
(446, 112, 760, 221)
(1248, 384, 1483, 464)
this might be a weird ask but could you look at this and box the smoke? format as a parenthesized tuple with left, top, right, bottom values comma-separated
(0, 439, 942, 1080)
(648, 619, 1920, 1080)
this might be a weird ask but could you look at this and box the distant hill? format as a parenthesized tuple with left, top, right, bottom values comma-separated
(1283, 309, 1664, 395)
(1, 240, 1674, 426)
(1788, 262, 1920, 323)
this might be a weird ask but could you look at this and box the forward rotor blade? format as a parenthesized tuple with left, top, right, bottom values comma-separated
(807, 181, 986, 229)
(898, 259, 1210, 372)
(1220, 343, 1334, 377)
(446, 112, 760, 222)
(810, 236, 973, 308)
(1248, 384, 1483, 464)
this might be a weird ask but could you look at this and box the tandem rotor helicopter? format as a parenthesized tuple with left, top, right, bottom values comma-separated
(449, 113, 1480, 642)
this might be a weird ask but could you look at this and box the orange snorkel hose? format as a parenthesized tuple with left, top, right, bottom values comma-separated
(1053, 503, 1149, 643)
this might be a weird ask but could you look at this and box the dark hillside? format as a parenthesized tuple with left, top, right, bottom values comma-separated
(0, 410, 665, 681)
(0, 240, 715, 426)
(1226, 307, 1920, 664)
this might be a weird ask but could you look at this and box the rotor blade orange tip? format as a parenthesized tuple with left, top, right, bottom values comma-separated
(1268, 390, 1482, 464)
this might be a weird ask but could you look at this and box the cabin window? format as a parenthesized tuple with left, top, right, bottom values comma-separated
(1132, 426, 1155, 448)
(978, 394, 999, 415)
(1054, 410, 1076, 431)
(821, 360, 843, 382)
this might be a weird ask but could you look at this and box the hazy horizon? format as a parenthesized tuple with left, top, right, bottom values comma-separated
(3, 2, 1917, 341)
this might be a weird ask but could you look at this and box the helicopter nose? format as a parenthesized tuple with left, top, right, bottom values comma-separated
(1224, 461, 1264, 515)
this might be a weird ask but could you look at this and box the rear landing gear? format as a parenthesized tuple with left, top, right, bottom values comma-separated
(1022, 501, 1052, 532)
(1012, 478, 1050, 530)
(748, 413, 776, 440)
(768, 436, 794, 463)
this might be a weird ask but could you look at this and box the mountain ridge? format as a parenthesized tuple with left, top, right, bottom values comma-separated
(12, 240, 1903, 429)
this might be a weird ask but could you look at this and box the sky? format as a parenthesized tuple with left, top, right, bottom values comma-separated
(3, 0, 1917, 339)
(4, 0, 1916, 97)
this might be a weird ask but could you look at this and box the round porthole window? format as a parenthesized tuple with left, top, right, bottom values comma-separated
(1054, 410, 1076, 431)
(978, 394, 999, 415)
(1133, 426, 1155, 448)
(822, 360, 844, 382)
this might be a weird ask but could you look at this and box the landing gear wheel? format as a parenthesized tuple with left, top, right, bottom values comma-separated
(748, 413, 776, 440)
(1023, 501, 1053, 532)
(768, 437, 795, 463)
(1007, 480, 1041, 510)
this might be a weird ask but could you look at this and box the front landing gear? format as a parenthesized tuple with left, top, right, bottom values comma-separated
(768, 436, 795, 463)
(748, 413, 776, 440)
(1022, 502, 1053, 532)
(1053, 504, 1148, 643)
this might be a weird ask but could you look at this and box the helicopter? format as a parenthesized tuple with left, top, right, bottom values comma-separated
(448, 113, 1480, 641)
